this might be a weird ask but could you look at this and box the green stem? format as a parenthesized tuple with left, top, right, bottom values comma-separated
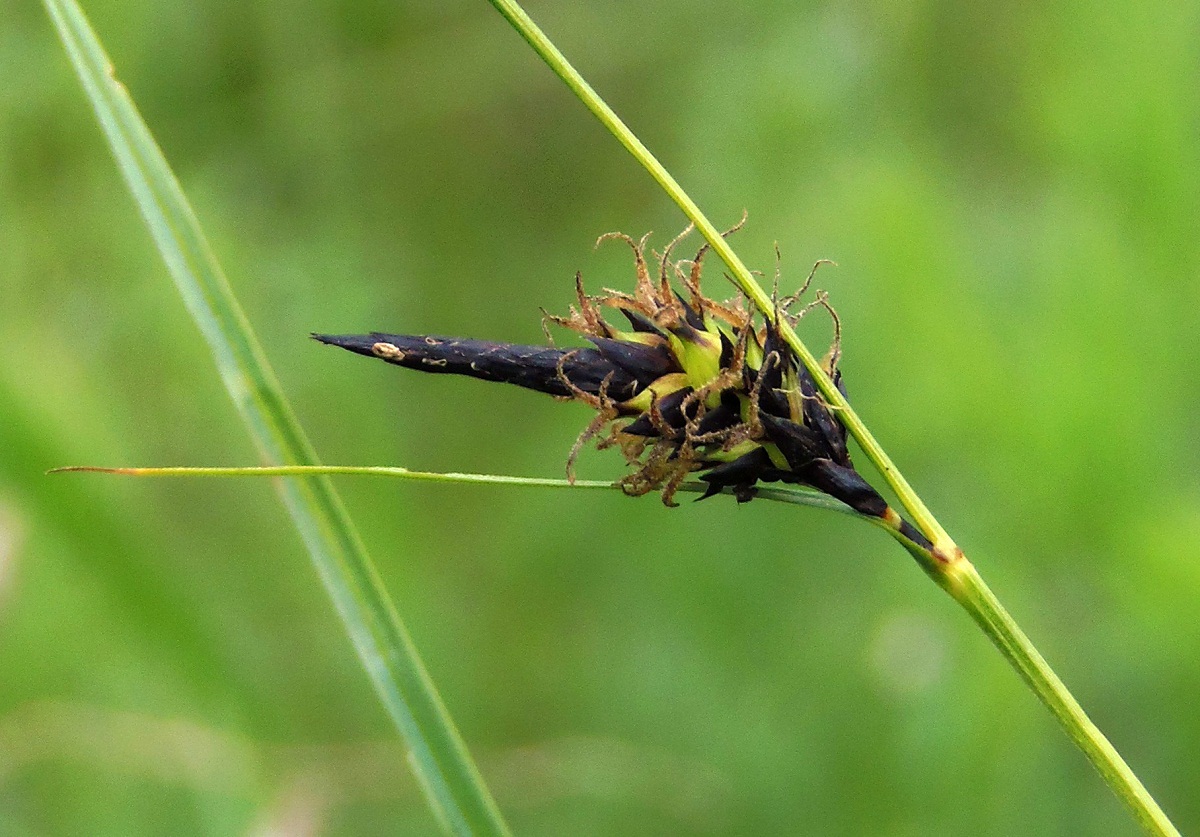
(486, 0, 947, 551)
(483, 2, 1181, 834)
(944, 562, 1180, 837)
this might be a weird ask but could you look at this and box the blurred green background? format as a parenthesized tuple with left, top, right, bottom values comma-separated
(3, 0, 1199, 834)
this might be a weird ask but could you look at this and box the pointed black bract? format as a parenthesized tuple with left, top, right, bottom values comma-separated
(672, 290, 707, 330)
(717, 330, 736, 368)
(619, 308, 667, 338)
(587, 336, 680, 383)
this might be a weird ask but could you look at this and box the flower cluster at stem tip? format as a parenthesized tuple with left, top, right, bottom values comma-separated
(314, 221, 920, 543)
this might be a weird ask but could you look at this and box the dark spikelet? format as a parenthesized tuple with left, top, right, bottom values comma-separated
(758, 413, 887, 515)
(313, 333, 641, 399)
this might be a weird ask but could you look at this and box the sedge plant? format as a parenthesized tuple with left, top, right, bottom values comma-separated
(43, 0, 1181, 834)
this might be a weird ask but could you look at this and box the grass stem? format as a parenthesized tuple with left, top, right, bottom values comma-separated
(483, 2, 1181, 833)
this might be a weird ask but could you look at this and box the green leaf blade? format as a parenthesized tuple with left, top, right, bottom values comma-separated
(42, 1, 510, 833)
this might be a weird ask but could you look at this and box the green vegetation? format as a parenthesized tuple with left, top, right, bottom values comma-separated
(3, 1, 1197, 834)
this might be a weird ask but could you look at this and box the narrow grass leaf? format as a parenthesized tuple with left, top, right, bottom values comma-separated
(50, 465, 855, 513)
(53, 464, 936, 558)
(42, 2, 509, 833)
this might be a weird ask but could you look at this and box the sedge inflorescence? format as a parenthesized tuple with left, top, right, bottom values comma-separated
(314, 223, 892, 520)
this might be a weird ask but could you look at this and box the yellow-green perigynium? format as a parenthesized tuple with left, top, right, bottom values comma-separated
(315, 229, 916, 538)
